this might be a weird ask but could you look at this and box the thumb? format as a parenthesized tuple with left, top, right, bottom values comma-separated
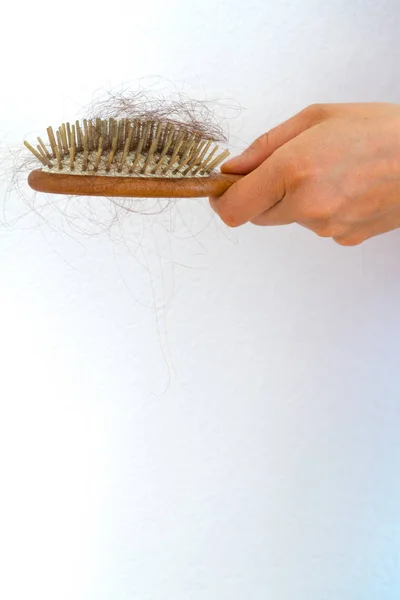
(222, 104, 325, 175)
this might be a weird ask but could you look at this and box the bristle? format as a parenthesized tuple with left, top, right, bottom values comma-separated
(70, 123, 77, 150)
(179, 130, 195, 157)
(191, 141, 215, 175)
(204, 148, 231, 173)
(55, 131, 63, 169)
(189, 142, 211, 175)
(88, 120, 94, 151)
(83, 119, 89, 150)
(195, 145, 219, 175)
(152, 125, 175, 174)
(24, 141, 47, 165)
(95, 118, 102, 146)
(159, 122, 171, 150)
(142, 122, 162, 174)
(118, 124, 133, 172)
(129, 120, 150, 173)
(66, 123, 72, 148)
(131, 119, 140, 149)
(180, 139, 199, 172)
(37, 137, 52, 160)
(182, 139, 207, 175)
(124, 119, 131, 145)
(101, 120, 108, 148)
(46, 126, 58, 158)
(143, 120, 154, 151)
(26, 117, 230, 179)
(106, 130, 118, 172)
(82, 133, 89, 171)
(76, 121, 83, 151)
(117, 119, 125, 151)
(170, 138, 196, 174)
(94, 136, 103, 172)
(60, 124, 69, 155)
(70, 124, 76, 170)
(162, 130, 186, 174)
(56, 130, 63, 156)
(115, 119, 121, 149)
(108, 118, 115, 149)
(36, 143, 49, 165)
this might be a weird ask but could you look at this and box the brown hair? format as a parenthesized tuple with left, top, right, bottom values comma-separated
(7, 88, 232, 233)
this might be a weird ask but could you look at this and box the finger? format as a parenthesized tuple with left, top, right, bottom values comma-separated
(333, 211, 400, 246)
(209, 153, 286, 228)
(250, 197, 297, 226)
(221, 104, 328, 175)
(298, 218, 342, 238)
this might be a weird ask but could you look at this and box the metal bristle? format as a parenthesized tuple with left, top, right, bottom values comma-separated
(24, 118, 230, 178)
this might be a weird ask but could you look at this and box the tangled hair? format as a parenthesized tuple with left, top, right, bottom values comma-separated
(3, 86, 234, 238)
(85, 88, 228, 143)
(0, 86, 241, 387)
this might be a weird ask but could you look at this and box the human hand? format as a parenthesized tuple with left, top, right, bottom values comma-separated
(210, 103, 400, 245)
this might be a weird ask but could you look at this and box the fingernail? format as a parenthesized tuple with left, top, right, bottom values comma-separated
(224, 146, 252, 163)
(222, 155, 239, 166)
(221, 155, 242, 171)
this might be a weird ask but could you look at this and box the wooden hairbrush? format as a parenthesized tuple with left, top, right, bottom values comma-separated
(24, 118, 241, 198)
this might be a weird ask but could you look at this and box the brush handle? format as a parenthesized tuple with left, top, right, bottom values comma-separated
(28, 170, 242, 198)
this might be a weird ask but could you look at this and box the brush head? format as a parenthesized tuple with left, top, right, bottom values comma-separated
(24, 118, 230, 179)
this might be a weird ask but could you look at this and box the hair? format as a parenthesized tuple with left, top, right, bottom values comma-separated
(85, 88, 228, 142)
(0, 85, 241, 390)
(5, 86, 233, 237)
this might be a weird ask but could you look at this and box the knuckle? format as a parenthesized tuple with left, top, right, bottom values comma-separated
(301, 103, 329, 123)
(333, 234, 364, 247)
(279, 152, 318, 190)
(306, 216, 347, 238)
(302, 201, 334, 221)
(299, 188, 344, 221)
(313, 223, 338, 238)
(317, 205, 335, 220)
(251, 131, 272, 154)
(251, 216, 266, 227)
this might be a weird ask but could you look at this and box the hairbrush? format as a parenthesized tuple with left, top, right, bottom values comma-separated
(24, 118, 240, 198)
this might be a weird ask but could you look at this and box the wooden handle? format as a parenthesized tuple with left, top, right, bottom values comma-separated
(28, 170, 242, 198)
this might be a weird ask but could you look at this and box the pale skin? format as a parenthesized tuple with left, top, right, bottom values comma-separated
(210, 103, 400, 246)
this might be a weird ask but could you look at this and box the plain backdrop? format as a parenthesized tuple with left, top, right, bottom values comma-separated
(1, 1, 400, 599)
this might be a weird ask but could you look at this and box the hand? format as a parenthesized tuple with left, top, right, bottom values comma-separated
(210, 103, 400, 245)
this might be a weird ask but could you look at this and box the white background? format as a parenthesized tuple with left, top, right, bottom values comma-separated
(1, 1, 400, 598)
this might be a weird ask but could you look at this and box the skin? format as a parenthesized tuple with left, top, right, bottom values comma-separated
(209, 103, 400, 246)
